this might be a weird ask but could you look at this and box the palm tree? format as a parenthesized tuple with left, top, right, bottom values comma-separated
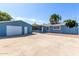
(64, 19, 78, 28)
(49, 13, 61, 24)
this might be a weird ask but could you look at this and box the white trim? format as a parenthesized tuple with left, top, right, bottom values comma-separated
(53, 26, 61, 30)
(43, 23, 65, 27)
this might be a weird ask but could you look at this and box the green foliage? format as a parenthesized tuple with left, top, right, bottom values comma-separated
(64, 19, 78, 28)
(32, 22, 41, 30)
(32, 22, 39, 26)
(49, 13, 61, 24)
(0, 11, 12, 21)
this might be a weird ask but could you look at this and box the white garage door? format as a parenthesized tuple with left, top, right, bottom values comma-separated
(24, 27, 28, 34)
(6, 25, 22, 36)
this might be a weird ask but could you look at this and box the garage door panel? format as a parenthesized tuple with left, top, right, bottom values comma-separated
(6, 26, 22, 36)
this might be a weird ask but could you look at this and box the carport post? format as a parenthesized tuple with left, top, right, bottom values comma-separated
(41, 27, 44, 32)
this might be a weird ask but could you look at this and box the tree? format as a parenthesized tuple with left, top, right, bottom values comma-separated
(32, 22, 39, 26)
(0, 11, 12, 21)
(32, 22, 40, 30)
(49, 13, 61, 24)
(64, 19, 78, 28)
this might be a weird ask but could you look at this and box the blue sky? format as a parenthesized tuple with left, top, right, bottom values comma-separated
(0, 3, 78, 24)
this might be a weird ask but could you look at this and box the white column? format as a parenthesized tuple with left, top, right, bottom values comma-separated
(42, 27, 43, 32)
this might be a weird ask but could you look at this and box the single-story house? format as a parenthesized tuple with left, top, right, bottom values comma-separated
(41, 23, 79, 35)
(0, 20, 32, 36)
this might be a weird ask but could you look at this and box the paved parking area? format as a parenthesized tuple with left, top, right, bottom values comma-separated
(0, 33, 78, 56)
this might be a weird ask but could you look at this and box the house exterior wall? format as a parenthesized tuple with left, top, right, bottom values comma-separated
(61, 25, 78, 34)
(51, 25, 78, 34)
(49, 26, 62, 33)
(42, 26, 47, 32)
(0, 21, 32, 36)
(0, 24, 6, 36)
(43, 25, 78, 35)
(78, 26, 79, 34)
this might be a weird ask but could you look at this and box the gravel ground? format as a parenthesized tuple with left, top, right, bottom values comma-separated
(0, 33, 78, 56)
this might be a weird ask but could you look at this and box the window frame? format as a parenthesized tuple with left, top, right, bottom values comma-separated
(53, 25, 61, 30)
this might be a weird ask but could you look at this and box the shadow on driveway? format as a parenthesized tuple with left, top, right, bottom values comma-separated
(0, 33, 36, 40)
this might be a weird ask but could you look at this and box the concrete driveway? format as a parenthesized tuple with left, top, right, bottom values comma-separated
(47, 33, 79, 38)
(0, 33, 78, 56)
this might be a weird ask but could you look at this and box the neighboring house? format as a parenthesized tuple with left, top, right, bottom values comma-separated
(41, 23, 79, 35)
(0, 20, 32, 36)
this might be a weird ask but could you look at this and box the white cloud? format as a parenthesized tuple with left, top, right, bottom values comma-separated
(12, 16, 46, 24)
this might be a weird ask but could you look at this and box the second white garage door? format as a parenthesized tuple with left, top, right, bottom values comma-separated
(6, 25, 22, 36)
(24, 27, 28, 34)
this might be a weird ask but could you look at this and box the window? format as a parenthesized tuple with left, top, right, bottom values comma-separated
(46, 27, 49, 30)
(53, 26, 61, 30)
